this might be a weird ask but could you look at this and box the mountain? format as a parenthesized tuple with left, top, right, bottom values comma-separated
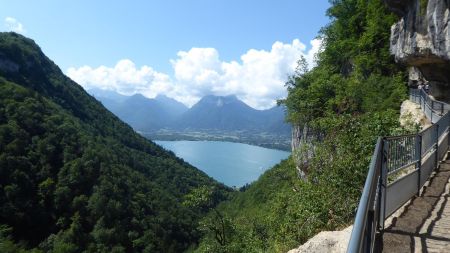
(263, 106, 291, 133)
(174, 95, 290, 134)
(88, 89, 188, 132)
(89, 90, 290, 137)
(0, 32, 230, 252)
(88, 87, 129, 103)
(154, 94, 188, 118)
(175, 95, 261, 131)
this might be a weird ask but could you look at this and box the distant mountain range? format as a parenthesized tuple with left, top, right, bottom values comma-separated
(88, 88, 291, 136)
(88, 88, 188, 131)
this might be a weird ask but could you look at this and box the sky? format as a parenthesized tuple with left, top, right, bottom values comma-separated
(1, 0, 331, 109)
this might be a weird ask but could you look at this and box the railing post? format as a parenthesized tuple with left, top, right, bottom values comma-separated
(431, 105, 434, 123)
(435, 124, 439, 169)
(377, 140, 384, 231)
(448, 121, 450, 148)
(448, 120, 450, 152)
(380, 138, 388, 230)
(421, 92, 425, 111)
(416, 134, 422, 195)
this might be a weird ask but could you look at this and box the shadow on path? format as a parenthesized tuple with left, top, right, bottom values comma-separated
(376, 159, 450, 253)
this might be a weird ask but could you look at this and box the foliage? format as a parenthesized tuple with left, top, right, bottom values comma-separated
(194, 111, 401, 252)
(283, 0, 406, 124)
(420, 0, 428, 17)
(0, 32, 232, 252)
(195, 0, 408, 252)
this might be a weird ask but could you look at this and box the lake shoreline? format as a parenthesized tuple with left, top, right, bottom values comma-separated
(154, 140, 291, 187)
(144, 133, 291, 152)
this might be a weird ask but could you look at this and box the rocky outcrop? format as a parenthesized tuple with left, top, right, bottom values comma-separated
(386, 0, 450, 102)
(287, 226, 353, 253)
(291, 124, 322, 180)
(399, 99, 432, 129)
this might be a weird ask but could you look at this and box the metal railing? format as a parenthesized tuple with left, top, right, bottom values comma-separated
(409, 88, 450, 123)
(347, 91, 450, 253)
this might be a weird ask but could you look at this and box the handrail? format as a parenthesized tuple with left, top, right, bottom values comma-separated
(409, 88, 450, 123)
(347, 90, 450, 253)
(347, 138, 382, 253)
(383, 133, 417, 140)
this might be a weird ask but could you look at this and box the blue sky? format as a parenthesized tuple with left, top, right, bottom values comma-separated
(1, 0, 331, 108)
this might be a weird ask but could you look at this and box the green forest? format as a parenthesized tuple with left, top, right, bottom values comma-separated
(0, 33, 231, 252)
(193, 0, 408, 252)
(0, 0, 411, 252)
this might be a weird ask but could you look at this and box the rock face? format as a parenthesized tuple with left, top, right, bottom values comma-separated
(386, 0, 450, 102)
(287, 226, 353, 253)
(291, 124, 322, 180)
(399, 99, 432, 129)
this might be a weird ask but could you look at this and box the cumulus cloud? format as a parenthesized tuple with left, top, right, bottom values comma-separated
(171, 38, 321, 109)
(67, 59, 174, 98)
(4, 17, 25, 34)
(67, 39, 322, 109)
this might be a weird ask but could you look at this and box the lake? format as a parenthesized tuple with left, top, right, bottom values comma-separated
(155, 140, 290, 187)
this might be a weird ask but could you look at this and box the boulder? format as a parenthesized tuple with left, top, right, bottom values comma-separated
(287, 226, 353, 253)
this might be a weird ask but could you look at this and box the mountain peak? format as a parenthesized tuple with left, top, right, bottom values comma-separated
(155, 94, 170, 100)
(216, 98, 224, 107)
(200, 94, 240, 106)
(203, 94, 238, 100)
(0, 32, 59, 86)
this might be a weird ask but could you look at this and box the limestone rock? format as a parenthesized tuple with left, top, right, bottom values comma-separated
(291, 124, 322, 180)
(399, 99, 431, 130)
(386, 0, 450, 102)
(408, 66, 425, 86)
(287, 226, 353, 253)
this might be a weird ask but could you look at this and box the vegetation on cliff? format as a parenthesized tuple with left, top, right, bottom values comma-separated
(0, 0, 410, 251)
(194, 0, 407, 252)
(0, 32, 231, 253)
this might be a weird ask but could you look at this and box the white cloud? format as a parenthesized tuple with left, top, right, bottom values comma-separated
(4, 17, 25, 34)
(66, 39, 322, 109)
(170, 39, 321, 109)
(67, 59, 174, 98)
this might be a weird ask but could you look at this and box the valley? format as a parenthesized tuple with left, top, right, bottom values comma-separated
(142, 129, 290, 151)
(88, 89, 292, 150)
(0, 0, 422, 252)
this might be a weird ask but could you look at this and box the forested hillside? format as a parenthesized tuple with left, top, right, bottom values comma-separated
(194, 0, 408, 252)
(0, 32, 231, 252)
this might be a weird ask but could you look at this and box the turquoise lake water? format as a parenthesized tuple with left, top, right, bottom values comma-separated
(155, 140, 290, 187)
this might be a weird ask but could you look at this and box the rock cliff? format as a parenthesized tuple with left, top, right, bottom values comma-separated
(385, 0, 450, 102)
(399, 99, 432, 129)
(291, 124, 322, 180)
(287, 226, 353, 253)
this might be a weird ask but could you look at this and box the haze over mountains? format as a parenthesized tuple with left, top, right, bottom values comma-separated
(88, 88, 291, 136)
